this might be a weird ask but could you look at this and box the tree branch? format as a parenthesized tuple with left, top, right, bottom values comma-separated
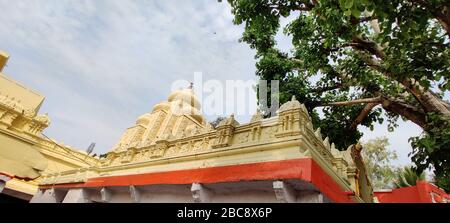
(349, 103, 379, 131)
(351, 36, 386, 59)
(285, 1, 450, 121)
(360, 16, 378, 23)
(350, 16, 378, 25)
(380, 96, 429, 130)
(409, 0, 450, 39)
(311, 83, 344, 93)
(290, 58, 304, 64)
(328, 42, 360, 52)
(357, 50, 450, 118)
(268, 1, 313, 13)
(317, 97, 382, 107)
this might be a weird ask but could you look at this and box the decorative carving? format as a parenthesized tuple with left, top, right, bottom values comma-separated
(100, 153, 117, 166)
(24, 115, 51, 135)
(201, 137, 210, 151)
(180, 143, 190, 154)
(174, 142, 182, 153)
(0, 94, 24, 113)
(203, 123, 214, 133)
(23, 109, 36, 118)
(34, 113, 51, 126)
(342, 145, 356, 166)
(314, 128, 323, 141)
(239, 132, 249, 143)
(187, 140, 195, 151)
(0, 112, 18, 126)
(165, 146, 178, 157)
(276, 96, 302, 138)
(131, 126, 146, 147)
(277, 96, 301, 113)
(120, 149, 137, 163)
(217, 114, 240, 128)
(330, 143, 339, 156)
(184, 124, 199, 137)
(250, 125, 262, 141)
(212, 114, 239, 149)
(151, 140, 169, 158)
(0, 109, 6, 119)
(260, 126, 278, 140)
(250, 109, 263, 123)
(74, 169, 84, 182)
(192, 141, 203, 152)
(323, 137, 330, 150)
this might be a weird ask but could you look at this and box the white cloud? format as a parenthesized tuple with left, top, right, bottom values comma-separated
(0, 0, 256, 154)
(0, 0, 435, 166)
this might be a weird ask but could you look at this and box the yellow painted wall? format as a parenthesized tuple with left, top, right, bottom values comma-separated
(0, 51, 98, 198)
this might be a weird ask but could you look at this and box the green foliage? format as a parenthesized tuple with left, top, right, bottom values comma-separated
(226, 0, 450, 192)
(394, 166, 426, 188)
(362, 137, 398, 190)
(410, 113, 450, 192)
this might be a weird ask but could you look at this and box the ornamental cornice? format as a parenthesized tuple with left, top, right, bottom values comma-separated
(40, 96, 364, 197)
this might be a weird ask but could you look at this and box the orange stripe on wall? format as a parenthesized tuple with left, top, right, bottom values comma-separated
(375, 181, 450, 203)
(310, 161, 354, 203)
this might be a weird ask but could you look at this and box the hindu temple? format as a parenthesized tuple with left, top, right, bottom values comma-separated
(1, 51, 448, 203)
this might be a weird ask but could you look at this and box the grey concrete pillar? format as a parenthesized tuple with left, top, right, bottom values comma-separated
(129, 185, 141, 203)
(273, 181, 297, 203)
(191, 183, 212, 203)
(101, 187, 112, 203)
(30, 189, 45, 203)
(62, 188, 91, 203)
(0, 181, 5, 194)
(297, 190, 324, 203)
(0, 175, 11, 194)
(30, 188, 66, 203)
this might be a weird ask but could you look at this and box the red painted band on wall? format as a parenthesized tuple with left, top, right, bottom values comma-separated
(0, 172, 36, 182)
(375, 181, 450, 203)
(0, 173, 14, 179)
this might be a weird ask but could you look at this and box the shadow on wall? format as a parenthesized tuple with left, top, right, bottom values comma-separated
(0, 193, 28, 203)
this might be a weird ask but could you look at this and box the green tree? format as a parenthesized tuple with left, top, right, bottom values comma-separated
(394, 166, 426, 188)
(225, 0, 450, 192)
(362, 137, 398, 190)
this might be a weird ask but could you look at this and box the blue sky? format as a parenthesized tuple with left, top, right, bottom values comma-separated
(0, 0, 428, 166)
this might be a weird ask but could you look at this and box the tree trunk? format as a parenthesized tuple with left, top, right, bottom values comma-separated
(435, 4, 450, 39)
(349, 103, 378, 131)
(401, 79, 450, 121)
(380, 97, 429, 130)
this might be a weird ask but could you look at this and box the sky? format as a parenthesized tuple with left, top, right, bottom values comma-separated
(0, 0, 427, 166)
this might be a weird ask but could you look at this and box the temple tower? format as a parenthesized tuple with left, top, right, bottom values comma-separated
(112, 86, 207, 153)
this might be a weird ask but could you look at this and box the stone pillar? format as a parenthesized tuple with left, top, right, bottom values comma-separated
(62, 189, 91, 203)
(191, 183, 212, 203)
(30, 188, 66, 203)
(0, 181, 5, 194)
(273, 181, 297, 203)
(0, 175, 11, 193)
(101, 187, 112, 203)
(297, 191, 324, 203)
(30, 190, 44, 203)
(129, 185, 141, 203)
